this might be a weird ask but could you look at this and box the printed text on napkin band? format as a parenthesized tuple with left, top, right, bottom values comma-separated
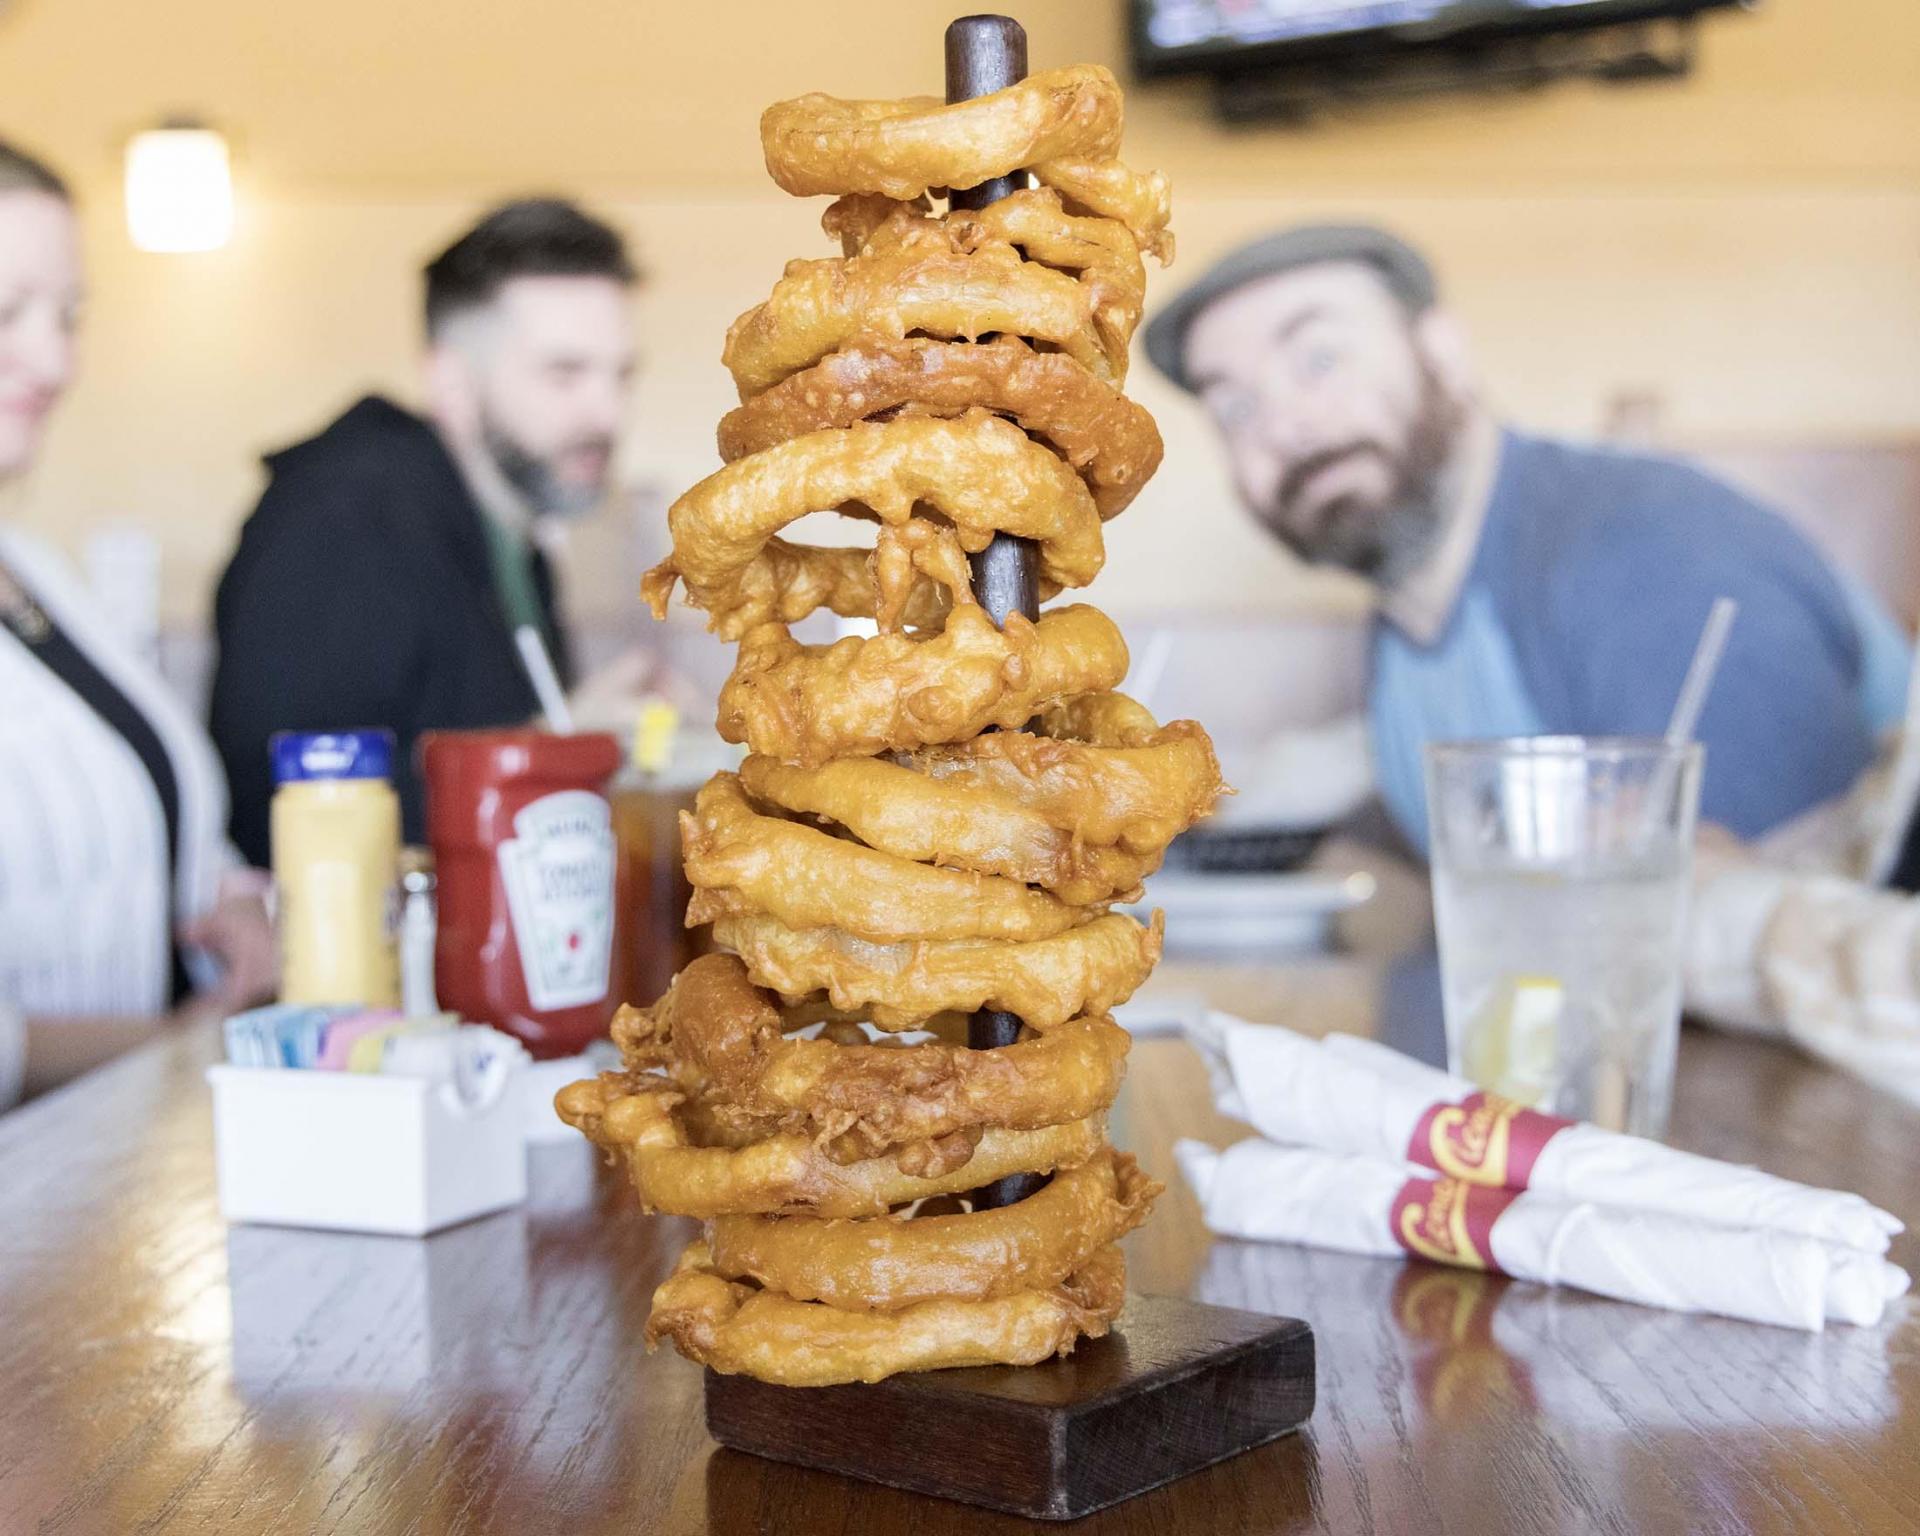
(1391, 1175, 1520, 1272)
(1406, 1091, 1576, 1188)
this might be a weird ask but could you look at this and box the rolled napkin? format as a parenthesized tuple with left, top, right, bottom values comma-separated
(1176, 1138, 1910, 1332)
(1185, 1011, 1901, 1255)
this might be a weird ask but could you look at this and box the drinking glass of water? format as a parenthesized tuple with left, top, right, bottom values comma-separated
(1425, 737, 1704, 1137)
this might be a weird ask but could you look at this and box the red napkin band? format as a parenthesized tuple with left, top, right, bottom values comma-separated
(1405, 1091, 1575, 1189)
(1389, 1174, 1520, 1274)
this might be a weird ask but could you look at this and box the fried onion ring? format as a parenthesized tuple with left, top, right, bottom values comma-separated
(723, 239, 1111, 399)
(555, 1073, 1105, 1218)
(737, 752, 1150, 905)
(646, 1239, 1127, 1385)
(760, 64, 1170, 257)
(644, 411, 1102, 637)
(901, 694, 1226, 855)
(680, 773, 1084, 945)
(953, 188, 1146, 366)
(717, 603, 1128, 764)
(706, 1148, 1160, 1313)
(619, 953, 1129, 1161)
(761, 66, 1121, 200)
(1032, 156, 1174, 265)
(819, 189, 1147, 367)
(716, 336, 1162, 521)
(640, 533, 953, 643)
(713, 910, 1164, 1032)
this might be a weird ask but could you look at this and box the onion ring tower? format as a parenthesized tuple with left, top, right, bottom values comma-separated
(549, 27, 1313, 1520)
(561, 27, 1310, 1513)
(558, 30, 1216, 1387)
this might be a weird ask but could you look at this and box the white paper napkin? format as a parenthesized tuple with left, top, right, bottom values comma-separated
(1178, 1138, 1909, 1332)
(1184, 1011, 1901, 1254)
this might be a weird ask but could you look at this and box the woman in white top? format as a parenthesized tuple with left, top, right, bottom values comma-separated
(0, 140, 273, 1106)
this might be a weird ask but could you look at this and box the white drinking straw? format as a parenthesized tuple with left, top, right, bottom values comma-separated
(1128, 628, 1176, 715)
(1665, 597, 1739, 747)
(514, 624, 576, 734)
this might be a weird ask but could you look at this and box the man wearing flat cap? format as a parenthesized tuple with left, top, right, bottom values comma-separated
(1147, 224, 1912, 852)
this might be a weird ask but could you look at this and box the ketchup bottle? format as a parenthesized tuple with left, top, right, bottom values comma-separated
(420, 729, 622, 1058)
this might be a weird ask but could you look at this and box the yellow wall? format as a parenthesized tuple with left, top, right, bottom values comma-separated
(2, 0, 1916, 625)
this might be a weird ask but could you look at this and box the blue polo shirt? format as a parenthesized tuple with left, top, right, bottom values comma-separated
(1370, 431, 1913, 852)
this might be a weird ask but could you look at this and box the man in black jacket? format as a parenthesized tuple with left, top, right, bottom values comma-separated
(211, 199, 646, 863)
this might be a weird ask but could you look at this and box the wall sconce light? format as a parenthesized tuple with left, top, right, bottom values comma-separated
(125, 121, 234, 253)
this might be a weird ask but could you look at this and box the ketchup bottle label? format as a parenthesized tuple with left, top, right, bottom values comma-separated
(497, 790, 616, 1011)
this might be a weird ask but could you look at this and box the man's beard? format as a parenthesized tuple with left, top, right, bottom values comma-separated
(480, 411, 612, 521)
(1263, 362, 1465, 588)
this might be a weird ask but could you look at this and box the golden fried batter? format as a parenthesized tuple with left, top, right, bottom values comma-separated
(713, 909, 1164, 1032)
(818, 188, 1148, 368)
(736, 758, 1136, 905)
(759, 64, 1170, 255)
(561, 57, 1199, 1386)
(680, 773, 1085, 945)
(707, 1148, 1160, 1311)
(620, 954, 1130, 1161)
(1033, 155, 1174, 264)
(901, 695, 1227, 854)
(646, 411, 1103, 635)
(646, 1240, 1128, 1386)
(717, 336, 1162, 521)
(556, 1074, 1106, 1219)
(723, 238, 1111, 399)
(716, 603, 1128, 764)
(760, 66, 1122, 199)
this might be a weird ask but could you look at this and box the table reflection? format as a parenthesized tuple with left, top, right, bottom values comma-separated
(224, 1141, 614, 1403)
(1192, 1234, 1903, 1437)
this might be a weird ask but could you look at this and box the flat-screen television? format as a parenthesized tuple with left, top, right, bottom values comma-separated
(1131, 0, 1746, 76)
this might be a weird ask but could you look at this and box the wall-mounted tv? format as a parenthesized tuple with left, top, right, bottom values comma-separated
(1131, 0, 1747, 77)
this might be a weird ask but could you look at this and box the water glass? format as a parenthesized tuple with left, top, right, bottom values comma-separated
(1425, 737, 1703, 1137)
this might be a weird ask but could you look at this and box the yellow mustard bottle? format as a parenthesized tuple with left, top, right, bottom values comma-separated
(270, 729, 402, 1006)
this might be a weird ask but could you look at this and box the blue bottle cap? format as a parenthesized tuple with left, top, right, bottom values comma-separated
(271, 729, 396, 784)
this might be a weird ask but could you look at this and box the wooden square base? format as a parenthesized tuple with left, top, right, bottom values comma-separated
(704, 1294, 1315, 1522)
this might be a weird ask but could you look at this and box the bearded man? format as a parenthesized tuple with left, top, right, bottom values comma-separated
(1146, 224, 1911, 852)
(212, 199, 649, 861)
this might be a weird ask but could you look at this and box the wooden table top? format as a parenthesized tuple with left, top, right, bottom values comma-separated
(4, 953, 1917, 1535)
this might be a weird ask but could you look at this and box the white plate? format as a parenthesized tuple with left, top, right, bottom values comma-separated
(1122, 870, 1376, 955)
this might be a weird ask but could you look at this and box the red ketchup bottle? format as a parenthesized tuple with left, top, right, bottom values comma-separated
(420, 729, 622, 1059)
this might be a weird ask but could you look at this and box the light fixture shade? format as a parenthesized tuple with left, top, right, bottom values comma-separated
(125, 126, 233, 253)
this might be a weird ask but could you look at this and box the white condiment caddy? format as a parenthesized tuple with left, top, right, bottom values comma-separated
(520, 1049, 608, 1143)
(207, 1044, 530, 1237)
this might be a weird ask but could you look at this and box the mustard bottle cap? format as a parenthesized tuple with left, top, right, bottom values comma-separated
(633, 698, 680, 775)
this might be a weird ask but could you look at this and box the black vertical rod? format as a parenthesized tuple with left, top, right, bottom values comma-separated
(945, 15, 1038, 634)
(947, 14, 1044, 1212)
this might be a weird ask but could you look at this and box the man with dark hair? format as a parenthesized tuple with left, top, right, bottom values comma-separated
(423, 196, 634, 339)
(1146, 223, 1912, 853)
(211, 198, 647, 863)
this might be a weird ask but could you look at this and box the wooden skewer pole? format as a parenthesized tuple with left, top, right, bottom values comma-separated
(946, 13, 1045, 1212)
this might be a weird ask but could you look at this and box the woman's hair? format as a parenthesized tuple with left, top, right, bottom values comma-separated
(0, 138, 69, 200)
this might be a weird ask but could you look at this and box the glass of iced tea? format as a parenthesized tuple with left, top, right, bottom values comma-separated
(610, 773, 699, 1013)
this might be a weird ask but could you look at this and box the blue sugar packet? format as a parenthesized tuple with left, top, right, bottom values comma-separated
(223, 1004, 342, 1069)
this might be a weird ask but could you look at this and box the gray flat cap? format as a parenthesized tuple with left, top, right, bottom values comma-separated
(1144, 223, 1438, 392)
